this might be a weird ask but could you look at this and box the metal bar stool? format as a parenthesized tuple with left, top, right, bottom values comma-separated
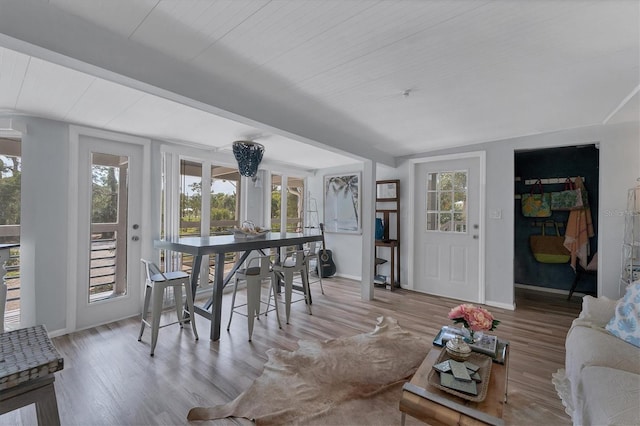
(273, 250, 312, 324)
(227, 255, 282, 341)
(138, 259, 198, 356)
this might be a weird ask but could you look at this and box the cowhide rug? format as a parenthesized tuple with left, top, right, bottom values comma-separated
(188, 316, 429, 425)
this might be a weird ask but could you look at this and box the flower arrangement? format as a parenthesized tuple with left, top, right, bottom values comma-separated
(448, 304, 500, 342)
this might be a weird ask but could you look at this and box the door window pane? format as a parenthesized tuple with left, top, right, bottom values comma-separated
(426, 170, 468, 233)
(90, 152, 128, 302)
(0, 138, 21, 327)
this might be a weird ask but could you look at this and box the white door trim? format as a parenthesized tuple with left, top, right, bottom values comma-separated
(66, 125, 151, 334)
(407, 151, 486, 303)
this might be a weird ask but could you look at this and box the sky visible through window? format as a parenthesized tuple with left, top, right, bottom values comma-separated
(182, 175, 236, 195)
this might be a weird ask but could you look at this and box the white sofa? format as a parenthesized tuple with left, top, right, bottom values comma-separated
(553, 294, 640, 425)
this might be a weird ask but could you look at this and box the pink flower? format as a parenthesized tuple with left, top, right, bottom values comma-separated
(447, 303, 473, 320)
(466, 307, 494, 331)
(448, 303, 499, 332)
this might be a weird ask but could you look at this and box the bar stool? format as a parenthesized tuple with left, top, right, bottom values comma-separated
(303, 241, 324, 295)
(273, 250, 312, 324)
(227, 255, 282, 341)
(138, 259, 198, 356)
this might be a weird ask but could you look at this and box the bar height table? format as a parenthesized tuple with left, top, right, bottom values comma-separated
(154, 232, 323, 341)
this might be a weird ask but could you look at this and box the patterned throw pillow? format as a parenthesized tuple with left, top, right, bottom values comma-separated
(605, 281, 640, 348)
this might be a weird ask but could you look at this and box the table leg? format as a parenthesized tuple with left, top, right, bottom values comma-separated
(190, 255, 203, 304)
(504, 344, 510, 403)
(186, 255, 203, 323)
(0, 376, 61, 426)
(210, 252, 225, 341)
(34, 382, 61, 426)
(203, 250, 252, 311)
(390, 243, 396, 290)
(301, 262, 312, 305)
(400, 412, 406, 426)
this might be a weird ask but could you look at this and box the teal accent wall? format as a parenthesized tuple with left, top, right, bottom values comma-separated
(514, 145, 599, 294)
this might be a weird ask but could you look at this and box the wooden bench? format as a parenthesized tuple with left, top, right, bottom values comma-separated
(0, 325, 64, 425)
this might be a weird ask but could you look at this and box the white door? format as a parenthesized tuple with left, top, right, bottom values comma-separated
(76, 137, 143, 329)
(413, 155, 483, 302)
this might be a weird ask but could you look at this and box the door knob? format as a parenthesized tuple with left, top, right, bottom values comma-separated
(131, 236, 139, 241)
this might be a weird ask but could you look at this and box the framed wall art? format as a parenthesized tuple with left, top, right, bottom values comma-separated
(324, 172, 361, 234)
(376, 179, 398, 200)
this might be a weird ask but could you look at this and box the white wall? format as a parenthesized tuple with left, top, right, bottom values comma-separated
(308, 163, 366, 280)
(10, 115, 639, 334)
(18, 117, 70, 330)
(308, 122, 639, 306)
(397, 122, 639, 307)
(14, 117, 170, 334)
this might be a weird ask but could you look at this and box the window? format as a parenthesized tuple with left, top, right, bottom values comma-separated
(271, 174, 282, 232)
(209, 165, 240, 235)
(426, 171, 467, 232)
(174, 159, 241, 284)
(208, 165, 241, 283)
(0, 138, 21, 327)
(287, 176, 305, 232)
(271, 174, 305, 232)
(180, 160, 202, 237)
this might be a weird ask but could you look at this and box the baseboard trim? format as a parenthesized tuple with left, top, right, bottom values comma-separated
(514, 283, 591, 299)
(335, 273, 360, 281)
(485, 300, 515, 311)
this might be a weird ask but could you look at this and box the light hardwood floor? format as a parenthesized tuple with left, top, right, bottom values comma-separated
(1, 278, 582, 425)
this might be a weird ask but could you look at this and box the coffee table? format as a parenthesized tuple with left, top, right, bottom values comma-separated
(399, 346, 509, 426)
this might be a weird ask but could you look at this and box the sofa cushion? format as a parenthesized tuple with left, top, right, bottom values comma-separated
(606, 281, 640, 348)
(566, 324, 640, 380)
(564, 322, 640, 425)
(578, 366, 640, 426)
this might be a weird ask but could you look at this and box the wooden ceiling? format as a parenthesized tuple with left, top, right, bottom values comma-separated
(0, 1, 637, 171)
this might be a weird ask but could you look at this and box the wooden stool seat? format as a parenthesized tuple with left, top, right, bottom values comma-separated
(0, 325, 64, 426)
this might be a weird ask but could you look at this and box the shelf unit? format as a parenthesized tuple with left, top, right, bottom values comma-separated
(375, 179, 400, 290)
(620, 180, 640, 296)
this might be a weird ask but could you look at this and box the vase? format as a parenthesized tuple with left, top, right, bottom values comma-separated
(445, 336, 471, 361)
(461, 326, 483, 344)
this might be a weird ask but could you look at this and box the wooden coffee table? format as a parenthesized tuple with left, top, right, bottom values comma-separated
(399, 346, 509, 426)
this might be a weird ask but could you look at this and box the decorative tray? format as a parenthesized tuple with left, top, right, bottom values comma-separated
(433, 326, 509, 364)
(427, 349, 492, 402)
(232, 228, 270, 240)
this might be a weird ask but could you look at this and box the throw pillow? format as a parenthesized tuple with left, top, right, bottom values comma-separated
(580, 295, 617, 327)
(605, 281, 640, 348)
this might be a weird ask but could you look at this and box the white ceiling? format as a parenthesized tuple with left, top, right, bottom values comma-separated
(0, 0, 638, 171)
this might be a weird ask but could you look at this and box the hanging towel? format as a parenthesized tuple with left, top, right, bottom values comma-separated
(563, 177, 594, 270)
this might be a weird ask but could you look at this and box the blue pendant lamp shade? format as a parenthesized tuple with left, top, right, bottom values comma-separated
(232, 141, 264, 181)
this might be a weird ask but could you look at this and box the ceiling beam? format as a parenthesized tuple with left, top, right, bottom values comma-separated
(602, 84, 640, 125)
(0, 0, 395, 167)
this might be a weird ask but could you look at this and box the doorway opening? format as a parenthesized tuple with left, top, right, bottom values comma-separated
(514, 145, 599, 301)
